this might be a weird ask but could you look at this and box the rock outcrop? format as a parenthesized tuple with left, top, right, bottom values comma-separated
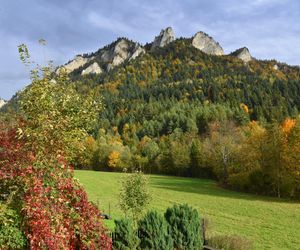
(81, 62, 102, 75)
(192, 31, 224, 56)
(57, 55, 93, 74)
(0, 99, 6, 108)
(100, 39, 145, 70)
(231, 47, 252, 63)
(129, 44, 145, 61)
(57, 38, 145, 75)
(151, 27, 175, 50)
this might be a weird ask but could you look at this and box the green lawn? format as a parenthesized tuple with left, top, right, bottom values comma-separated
(75, 170, 300, 250)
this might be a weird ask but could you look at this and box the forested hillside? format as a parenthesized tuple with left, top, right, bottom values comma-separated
(2, 31, 300, 199)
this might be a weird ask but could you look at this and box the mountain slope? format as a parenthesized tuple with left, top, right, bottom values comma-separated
(3, 27, 300, 134)
(69, 38, 300, 138)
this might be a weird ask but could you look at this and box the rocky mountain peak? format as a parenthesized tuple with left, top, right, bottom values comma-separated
(101, 38, 145, 71)
(151, 27, 175, 50)
(192, 31, 224, 56)
(231, 47, 252, 63)
(56, 38, 145, 75)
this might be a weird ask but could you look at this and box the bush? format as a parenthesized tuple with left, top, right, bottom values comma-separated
(138, 210, 173, 250)
(164, 204, 203, 249)
(113, 218, 139, 250)
(0, 204, 27, 249)
(207, 234, 253, 250)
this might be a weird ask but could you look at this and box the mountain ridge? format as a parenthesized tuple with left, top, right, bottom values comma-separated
(56, 27, 262, 76)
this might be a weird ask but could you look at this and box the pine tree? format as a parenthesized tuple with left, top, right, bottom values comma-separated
(138, 211, 173, 250)
(113, 219, 139, 250)
(165, 204, 203, 249)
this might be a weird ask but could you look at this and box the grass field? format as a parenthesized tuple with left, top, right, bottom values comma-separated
(75, 170, 300, 250)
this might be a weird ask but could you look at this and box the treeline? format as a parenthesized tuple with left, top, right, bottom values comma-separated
(77, 117, 300, 199)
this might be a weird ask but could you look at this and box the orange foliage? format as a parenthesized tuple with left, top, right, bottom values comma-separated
(240, 103, 249, 113)
(282, 118, 296, 134)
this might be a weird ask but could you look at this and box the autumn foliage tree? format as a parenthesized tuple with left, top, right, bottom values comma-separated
(0, 45, 112, 249)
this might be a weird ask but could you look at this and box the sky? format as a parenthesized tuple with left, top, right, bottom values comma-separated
(0, 0, 299, 100)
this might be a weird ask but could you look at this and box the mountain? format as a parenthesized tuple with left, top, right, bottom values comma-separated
(4, 27, 300, 202)
(4, 27, 300, 130)
(56, 27, 258, 76)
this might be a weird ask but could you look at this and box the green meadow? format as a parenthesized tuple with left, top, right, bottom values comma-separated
(75, 170, 300, 249)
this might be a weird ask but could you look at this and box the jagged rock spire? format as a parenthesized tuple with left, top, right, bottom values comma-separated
(151, 27, 175, 50)
(192, 31, 224, 55)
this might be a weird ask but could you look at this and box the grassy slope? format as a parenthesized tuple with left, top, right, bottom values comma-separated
(75, 170, 300, 250)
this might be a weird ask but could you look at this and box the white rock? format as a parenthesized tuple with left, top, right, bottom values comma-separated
(101, 39, 130, 67)
(57, 55, 92, 74)
(81, 62, 102, 75)
(273, 64, 279, 70)
(0, 99, 6, 108)
(101, 39, 145, 70)
(232, 47, 252, 63)
(151, 27, 175, 50)
(129, 45, 145, 60)
(192, 31, 224, 55)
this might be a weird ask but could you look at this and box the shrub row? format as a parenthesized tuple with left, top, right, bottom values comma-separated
(113, 204, 203, 250)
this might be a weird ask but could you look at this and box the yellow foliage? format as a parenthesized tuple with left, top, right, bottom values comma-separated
(108, 151, 120, 168)
(86, 136, 96, 146)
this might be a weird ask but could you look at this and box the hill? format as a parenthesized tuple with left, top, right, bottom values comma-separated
(3, 27, 300, 198)
(75, 170, 300, 250)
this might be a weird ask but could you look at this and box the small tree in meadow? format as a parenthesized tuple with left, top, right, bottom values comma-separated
(138, 210, 173, 250)
(165, 203, 203, 249)
(119, 171, 151, 225)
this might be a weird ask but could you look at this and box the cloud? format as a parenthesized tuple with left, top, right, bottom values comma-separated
(87, 12, 135, 35)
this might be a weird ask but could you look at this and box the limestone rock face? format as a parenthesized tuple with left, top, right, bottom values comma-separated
(81, 62, 102, 75)
(101, 39, 129, 66)
(0, 99, 6, 108)
(231, 47, 252, 63)
(192, 32, 224, 55)
(57, 55, 92, 74)
(151, 27, 175, 50)
(129, 45, 145, 61)
(101, 39, 145, 70)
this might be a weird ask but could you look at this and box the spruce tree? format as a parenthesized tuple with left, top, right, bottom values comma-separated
(165, 204, 203, 249)
(113, 218, 139, 250)
(138, 210, 173, 250)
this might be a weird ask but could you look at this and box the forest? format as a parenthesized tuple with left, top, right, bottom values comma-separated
(66, 39, 300, 199)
